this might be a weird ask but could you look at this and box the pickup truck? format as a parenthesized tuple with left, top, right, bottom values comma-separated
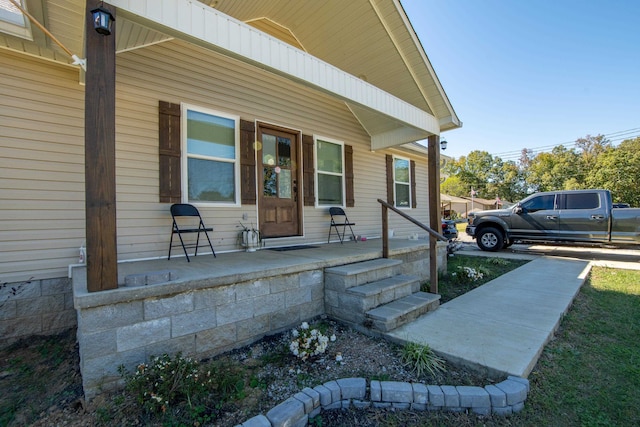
(466, 189, 640, 251)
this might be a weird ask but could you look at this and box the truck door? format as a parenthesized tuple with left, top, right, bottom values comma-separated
(510, 193, 559, 240)
(558, 192, 608, 242)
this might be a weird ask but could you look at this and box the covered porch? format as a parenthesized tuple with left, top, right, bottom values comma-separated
(73, 238, 441, 293)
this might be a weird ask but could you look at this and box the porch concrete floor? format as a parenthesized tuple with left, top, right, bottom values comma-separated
(72, 238, 433, 308)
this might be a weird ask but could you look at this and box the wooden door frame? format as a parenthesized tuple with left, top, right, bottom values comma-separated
(256, 122, 304, 237)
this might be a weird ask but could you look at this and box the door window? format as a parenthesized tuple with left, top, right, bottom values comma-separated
(564, 193, 600, 209)
(522, 194, 555, 213)
(262, 134, 292, 199)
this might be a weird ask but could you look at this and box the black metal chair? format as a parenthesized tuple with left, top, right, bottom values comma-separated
(327, 207, 356, 243)
(168, 204, 216, 262)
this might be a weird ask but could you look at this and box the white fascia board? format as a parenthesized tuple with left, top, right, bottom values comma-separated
(371, 127, 430, 151)
(106, 0, 440, 141)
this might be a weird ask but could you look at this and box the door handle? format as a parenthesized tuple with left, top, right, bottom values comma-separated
(546, 215, 558, 220)
(590, 215, 605, 220)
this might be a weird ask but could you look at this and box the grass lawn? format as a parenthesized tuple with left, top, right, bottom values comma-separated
(515, 266, 640, 426)
(430, 253, 530, 303)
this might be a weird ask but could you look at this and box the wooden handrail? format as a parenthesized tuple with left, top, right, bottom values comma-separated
(378, 199, 448, 294)
(377, 199, 447, 254)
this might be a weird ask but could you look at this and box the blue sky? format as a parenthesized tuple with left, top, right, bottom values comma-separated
(402, 0, 640, 161)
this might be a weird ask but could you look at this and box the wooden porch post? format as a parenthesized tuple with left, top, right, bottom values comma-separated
(382, 204, 389, 258)
(427, 135, 442, 294)
(85, 0, 117, 292)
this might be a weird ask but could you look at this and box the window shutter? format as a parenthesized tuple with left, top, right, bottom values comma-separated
(240, 119, 256, 205)
(345, 144, 354, 207)
(410, 159, 417, 209)
(302, 134, 315, 206)
(159, 101, 181, 203)
(385, 154, 394, 205)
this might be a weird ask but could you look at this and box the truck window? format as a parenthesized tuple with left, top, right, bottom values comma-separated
(522, 194, 555, 213)
(565, 193, 600, 209)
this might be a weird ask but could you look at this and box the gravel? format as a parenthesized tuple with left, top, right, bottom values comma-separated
(13, 318, 493, 427)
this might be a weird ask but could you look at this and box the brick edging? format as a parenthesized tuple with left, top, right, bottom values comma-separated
(237, 376, 529, 426)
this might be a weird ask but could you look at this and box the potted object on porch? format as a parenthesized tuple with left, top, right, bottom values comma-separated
(238, 222, 262, 252)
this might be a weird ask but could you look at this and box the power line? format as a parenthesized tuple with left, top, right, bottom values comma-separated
(493, 132, 640, 162)
(490, 127, 640, 159)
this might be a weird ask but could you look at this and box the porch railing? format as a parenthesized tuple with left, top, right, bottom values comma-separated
(377, 199, 448, 293)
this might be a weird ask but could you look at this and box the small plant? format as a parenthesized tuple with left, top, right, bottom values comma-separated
(309, 414, 324, 426)
(370, 373, 391, 382)
(399, 341, 446, 377)
(210, 359, 246, 401)
(119, 353, 212, 417)
(249, 374, 268, 390)
(260, 347, 289, 366)
(486, 257, 510, 266)
(289, 322, 336, 361)
(451, 266, 487, 283)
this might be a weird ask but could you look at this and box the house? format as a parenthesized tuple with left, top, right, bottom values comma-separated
(462, 196, 504, 211)
(0, 0, 460, 397)
(440, 193, 472, 219)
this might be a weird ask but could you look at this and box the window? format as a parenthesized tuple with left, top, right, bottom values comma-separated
(564, 193, 600, 210)
(315, 137, 344, 206)
(0, 0, 32, 40)
(522, 194, 555, 213)
(182, 105, 240, 205)
(393, 156, 411, 208)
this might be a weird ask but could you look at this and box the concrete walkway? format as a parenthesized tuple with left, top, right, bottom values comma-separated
(386, 255, 591, 379)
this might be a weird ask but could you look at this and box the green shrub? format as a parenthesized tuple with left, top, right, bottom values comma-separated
(209, 359, 246, 401)
(119, 353, 213, 418)
(399, 342, 446, 377)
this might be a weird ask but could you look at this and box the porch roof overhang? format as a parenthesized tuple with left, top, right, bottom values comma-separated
(106, 0, 439, 150)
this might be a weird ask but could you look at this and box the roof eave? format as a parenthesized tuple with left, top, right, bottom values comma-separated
(106, 0, 441, 148)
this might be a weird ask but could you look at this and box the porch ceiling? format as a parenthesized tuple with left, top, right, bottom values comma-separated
(4, 0, 461, 148)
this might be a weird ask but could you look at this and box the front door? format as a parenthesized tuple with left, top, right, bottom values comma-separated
(257, 124, 301, 238)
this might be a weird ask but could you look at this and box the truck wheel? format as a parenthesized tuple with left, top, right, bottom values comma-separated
(476, 227, 504, 252)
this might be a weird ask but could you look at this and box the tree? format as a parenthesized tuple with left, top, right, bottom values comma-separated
(490, 159, 527, 202)
(586, 137, 640, 206)
(442, 150, 498, 197)
(575, 134, 611, 176)
(440, 174, 468, 196)
(443, 134, 638, 207)
(526, 146, 581, 192)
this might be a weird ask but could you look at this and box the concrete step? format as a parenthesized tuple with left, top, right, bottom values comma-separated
(346, 274, 420, 312)
(325, 258, 402, 292)
(366, 292, 441, 332)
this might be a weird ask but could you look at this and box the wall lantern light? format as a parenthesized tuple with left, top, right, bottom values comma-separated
(440, 139, 448, 150)
(91, 6, 114, 35)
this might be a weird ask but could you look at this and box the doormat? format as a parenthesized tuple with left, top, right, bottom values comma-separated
(269, 245, 319, 251)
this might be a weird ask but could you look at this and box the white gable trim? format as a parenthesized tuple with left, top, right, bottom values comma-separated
(106, 0, 440, 147)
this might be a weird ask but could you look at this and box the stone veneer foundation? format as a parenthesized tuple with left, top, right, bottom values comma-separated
(0, 277, 76, 348)
(72, 242, 446, 399)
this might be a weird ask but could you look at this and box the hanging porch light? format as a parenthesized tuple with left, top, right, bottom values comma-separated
(91, 6, 114, 36)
